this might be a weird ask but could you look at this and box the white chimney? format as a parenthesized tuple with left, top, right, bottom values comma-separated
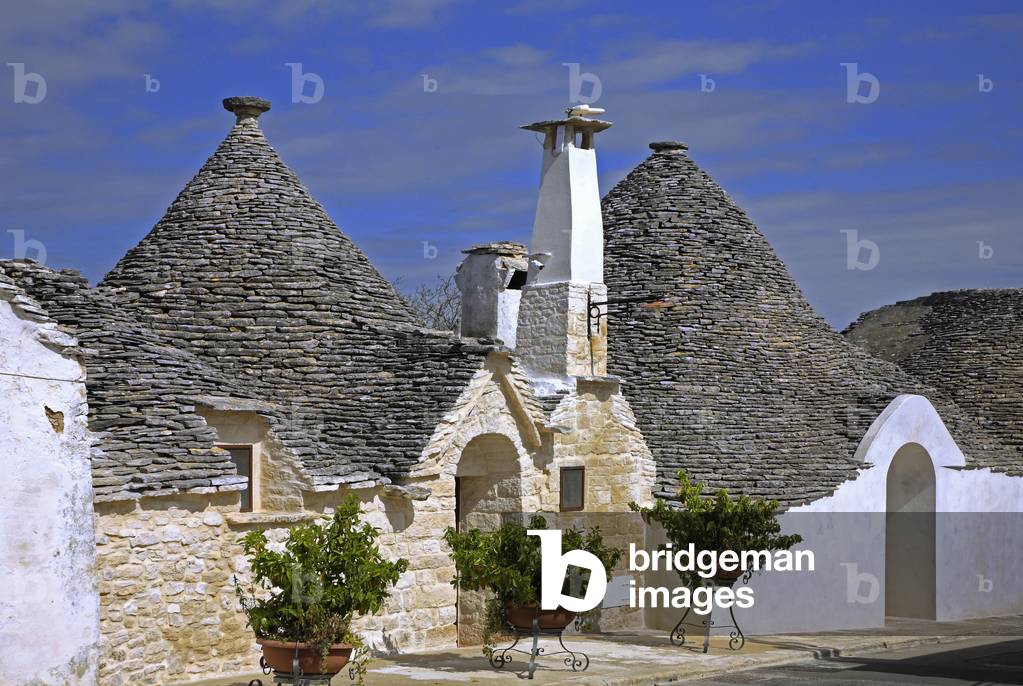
(455, 242, 528, 347)
(515, 106, 611, 386)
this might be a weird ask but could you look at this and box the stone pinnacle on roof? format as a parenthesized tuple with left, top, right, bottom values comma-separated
(649, 140, 688, 153)
(222, 95, 271, 121)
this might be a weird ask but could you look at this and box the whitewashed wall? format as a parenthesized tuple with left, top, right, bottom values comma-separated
(0, 288, 99, 685)
(646, 394, 1023, 636)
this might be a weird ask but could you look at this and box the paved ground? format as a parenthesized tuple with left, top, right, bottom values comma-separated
(183, 614, 1023, 686)
(690, 637, 1023, 685)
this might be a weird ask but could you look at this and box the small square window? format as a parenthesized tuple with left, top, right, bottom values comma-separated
(222, 445, 253, 512)
(560, 467, 585, 512)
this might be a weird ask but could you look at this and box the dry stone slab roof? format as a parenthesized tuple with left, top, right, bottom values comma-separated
(602, 142, 1021, 505)
(845, 289, 1023, 463)
(6, 98, 494, 501)
(0, 260, 251, 501)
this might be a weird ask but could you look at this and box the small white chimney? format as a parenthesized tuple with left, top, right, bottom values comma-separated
(515, 106, 612, 386)
(455, 242, 528, 347)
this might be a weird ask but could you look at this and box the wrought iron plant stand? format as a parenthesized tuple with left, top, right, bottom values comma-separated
(489, 615, 590, 680)
(670, 571, 752, 654)
(248, 654, 357, 686)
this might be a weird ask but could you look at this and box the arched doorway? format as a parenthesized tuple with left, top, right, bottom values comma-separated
(454, 433, 523, 644)
(885, 443, 936, 619)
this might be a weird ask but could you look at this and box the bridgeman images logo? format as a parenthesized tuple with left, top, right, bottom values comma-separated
(529, 529, 814, 613)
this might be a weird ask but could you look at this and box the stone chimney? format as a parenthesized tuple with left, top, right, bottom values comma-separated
(514, 106, 611, 387)
(455, 242, 528, 346)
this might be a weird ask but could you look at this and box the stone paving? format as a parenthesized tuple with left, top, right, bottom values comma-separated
(179, 614, 1023, 686)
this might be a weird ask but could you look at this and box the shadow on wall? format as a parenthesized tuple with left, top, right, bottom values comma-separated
(885, 442, 936, 620)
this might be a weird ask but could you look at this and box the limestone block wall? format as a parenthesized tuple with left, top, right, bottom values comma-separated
(542, 379, 656, 630)
(94, 482, 462, 685)
(0, 284, 99, 686)
(95, 494, 252, 685)
(544, 378, 656, 513)
(516, 281, 608, 381)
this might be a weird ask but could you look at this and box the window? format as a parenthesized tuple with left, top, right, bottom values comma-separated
(560, 466, 585, 512)
(221, 445, 254, 512)
(507, 269, 527, 290)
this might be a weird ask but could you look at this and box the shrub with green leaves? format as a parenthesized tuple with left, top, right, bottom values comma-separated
(236, 493, 408, 674)
(443, 514, 621, 642)
(630, 470, 802, 586)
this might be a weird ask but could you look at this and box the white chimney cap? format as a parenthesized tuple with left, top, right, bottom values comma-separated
(566, 105, 606, 118)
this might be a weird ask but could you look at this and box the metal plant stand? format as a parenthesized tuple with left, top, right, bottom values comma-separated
(669, 574, 750, 653)
(248, 656, 356, 686)
(489, 617, 590, 680)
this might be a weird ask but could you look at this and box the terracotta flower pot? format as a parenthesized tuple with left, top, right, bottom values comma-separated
(257, 639, 353, 675)
(505, 603, 577, 631)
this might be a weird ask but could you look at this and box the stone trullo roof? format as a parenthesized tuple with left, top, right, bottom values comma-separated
(602, 141, 1021, 504)
(1, 259, 251, 501)
(844, 288, 1023, 460)
(6, 97, 495, 501)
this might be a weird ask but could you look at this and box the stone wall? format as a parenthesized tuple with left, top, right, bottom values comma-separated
(94, 483, 460, 685)
(542, 378, 656, 630)
(545, 378, 656, 513)
(515, 281, 608, 383)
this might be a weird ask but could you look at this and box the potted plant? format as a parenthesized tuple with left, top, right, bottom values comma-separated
(235, 494, 408, 683)
(631, 471, 802, 587)
(442, 515, 622, 644)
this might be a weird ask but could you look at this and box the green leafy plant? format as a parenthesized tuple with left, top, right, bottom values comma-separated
(235, 494, 408, 681)
(630, 470, 802, 587)
(442, 515, 622, 648)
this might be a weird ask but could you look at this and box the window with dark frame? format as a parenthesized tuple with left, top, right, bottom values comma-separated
(221, 445, 253, 512)
(560, 466, 585, 512)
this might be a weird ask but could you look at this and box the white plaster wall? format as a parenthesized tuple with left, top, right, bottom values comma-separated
(496, 290, 521, 348)
(529, 145, 603, 285)
(0, 297, 99, 685)
(456, 253, 524, 347)
(645, 394, 1023, 636)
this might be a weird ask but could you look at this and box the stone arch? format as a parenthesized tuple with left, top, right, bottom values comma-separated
(855, 394, 966, 476)
(454, 432, 525, 646)
(455, 432, 524, 531)
(885, 442, 936, 619)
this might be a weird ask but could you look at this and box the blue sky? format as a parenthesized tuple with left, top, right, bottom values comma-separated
(2, 0, 1021, 327)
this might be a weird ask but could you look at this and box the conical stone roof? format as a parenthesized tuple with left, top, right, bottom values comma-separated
(602, 142, 1020, 504)
(845, 288, 1023, 460)
(102, 97, 417, 336)
(94, 98, 494, 491)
